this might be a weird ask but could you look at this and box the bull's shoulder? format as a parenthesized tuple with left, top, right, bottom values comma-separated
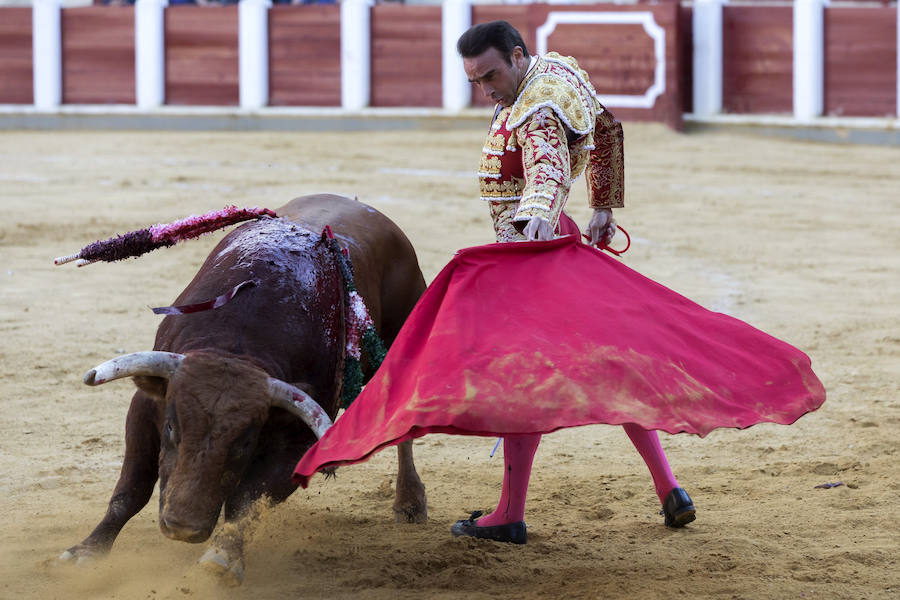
(272, 194, 416, 268)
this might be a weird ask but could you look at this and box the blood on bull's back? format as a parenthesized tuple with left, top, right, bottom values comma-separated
(156, 214, 346, 405)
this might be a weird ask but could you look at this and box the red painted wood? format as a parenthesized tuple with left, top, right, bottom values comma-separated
(269, 5, 341, 107)
(371, 5, 442, 107)
(0, 8, 33, 104)
(549, 24, 655, 96)
(824, 7, 897, 117)
(7, 2, 892, 123)
(165, 6, 239, 106)
(722, 6, 793, 114)
(61, 7, 135, 105)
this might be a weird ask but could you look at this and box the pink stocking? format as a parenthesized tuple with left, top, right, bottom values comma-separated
(623, 423, 679, 504)
(477, 434, 541, 527)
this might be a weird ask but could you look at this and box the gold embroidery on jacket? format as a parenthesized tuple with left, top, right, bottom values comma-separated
(512, 107, 570, 227)
(481, 178, 524, 202)
(484, 131, 506, 155)
(586, 106, 625, 209)
(478, 154, 502, 178)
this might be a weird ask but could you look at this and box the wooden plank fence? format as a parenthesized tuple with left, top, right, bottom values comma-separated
(1, 2, 896, 128)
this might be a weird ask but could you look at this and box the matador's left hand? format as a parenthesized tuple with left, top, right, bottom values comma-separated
(586, 208, 617, 246)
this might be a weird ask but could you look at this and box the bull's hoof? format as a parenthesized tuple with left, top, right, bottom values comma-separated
(58, 546, 100, 566)
(393, 502, 428, 524)
(199, 547, 244, 587)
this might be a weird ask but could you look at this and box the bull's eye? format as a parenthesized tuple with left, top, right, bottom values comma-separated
(164, 421, 176, 445)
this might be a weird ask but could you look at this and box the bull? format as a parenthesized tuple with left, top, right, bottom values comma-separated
(59, 194, 428, 584)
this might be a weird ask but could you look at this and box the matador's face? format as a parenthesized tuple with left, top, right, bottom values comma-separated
(463, 46, 529, 108)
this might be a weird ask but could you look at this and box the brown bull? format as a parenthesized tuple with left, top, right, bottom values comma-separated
(59, 194, 428, 584)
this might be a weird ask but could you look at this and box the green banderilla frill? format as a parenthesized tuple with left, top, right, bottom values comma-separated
(341, 326, 388, 408)
(320, 228, 388, 409)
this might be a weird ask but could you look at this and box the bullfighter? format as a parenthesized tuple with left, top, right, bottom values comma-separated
(451, 20, 695, 544)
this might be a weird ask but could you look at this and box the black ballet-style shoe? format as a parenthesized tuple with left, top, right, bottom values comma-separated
(450, 511, 527, 544)
(661, 487, 696, 528)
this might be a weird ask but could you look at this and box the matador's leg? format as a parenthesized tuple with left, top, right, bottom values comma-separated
(622, 423, 696, 527)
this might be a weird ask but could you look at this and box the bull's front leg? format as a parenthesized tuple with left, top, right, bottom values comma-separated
(199, 513, 257, 587)
(198, 493, 269, 586)
(59, 393, 161, 563)
(199, 426, 302, 586)
(393, 440, 427, 523)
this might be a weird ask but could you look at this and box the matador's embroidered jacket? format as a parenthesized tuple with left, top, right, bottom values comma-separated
(478, 52, 624, 242)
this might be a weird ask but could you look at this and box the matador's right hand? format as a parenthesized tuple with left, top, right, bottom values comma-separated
(520, 216, 554, 242)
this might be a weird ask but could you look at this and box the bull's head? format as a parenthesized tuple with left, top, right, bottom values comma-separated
(83, 351, 332, 543)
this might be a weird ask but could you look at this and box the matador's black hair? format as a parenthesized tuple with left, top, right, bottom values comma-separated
(456, 20, 531, 65)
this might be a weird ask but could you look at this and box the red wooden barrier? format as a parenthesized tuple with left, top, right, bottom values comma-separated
(4, 2, 898, 123)
(722, 6, 793, 114)
(825, 6, 898, 117)
(165, 6, 239, 106)
(0, 8, 33, 105)
(61, 6, 135, 105)
(551, 24, 656, 96)
(370, 4, 442, 108)
(269, 5, 341, 107)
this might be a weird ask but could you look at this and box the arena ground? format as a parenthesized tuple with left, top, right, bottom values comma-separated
(0, 123, 897, 599)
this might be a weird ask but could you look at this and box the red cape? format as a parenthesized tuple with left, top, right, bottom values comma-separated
(293, 235, 825, 487)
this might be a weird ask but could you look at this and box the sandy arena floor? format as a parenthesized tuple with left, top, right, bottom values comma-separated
(0, 123, 898, 599)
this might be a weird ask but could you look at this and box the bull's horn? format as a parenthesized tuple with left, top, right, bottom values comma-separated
(267, 379, 334, 439)
(83, 351, 185, 386)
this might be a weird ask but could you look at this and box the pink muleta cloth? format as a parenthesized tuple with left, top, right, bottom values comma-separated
(293, 235, 825, 487)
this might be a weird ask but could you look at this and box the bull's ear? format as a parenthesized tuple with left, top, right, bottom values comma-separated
(132, 375, 168, 401)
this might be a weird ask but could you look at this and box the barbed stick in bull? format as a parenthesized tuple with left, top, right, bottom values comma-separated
(53, 205, 277, 267)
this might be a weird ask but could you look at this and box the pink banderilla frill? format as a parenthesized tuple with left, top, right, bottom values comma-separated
(53, 206, 277, 267)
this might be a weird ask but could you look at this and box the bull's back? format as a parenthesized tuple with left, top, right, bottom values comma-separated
(275, 194, 426, 343)
(155, 214, 344, 391)
(155, 194, 424, 375)
(274, 194, 410, 270)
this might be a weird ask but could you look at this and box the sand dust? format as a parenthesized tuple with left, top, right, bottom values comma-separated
(0, 123, 897, 599)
